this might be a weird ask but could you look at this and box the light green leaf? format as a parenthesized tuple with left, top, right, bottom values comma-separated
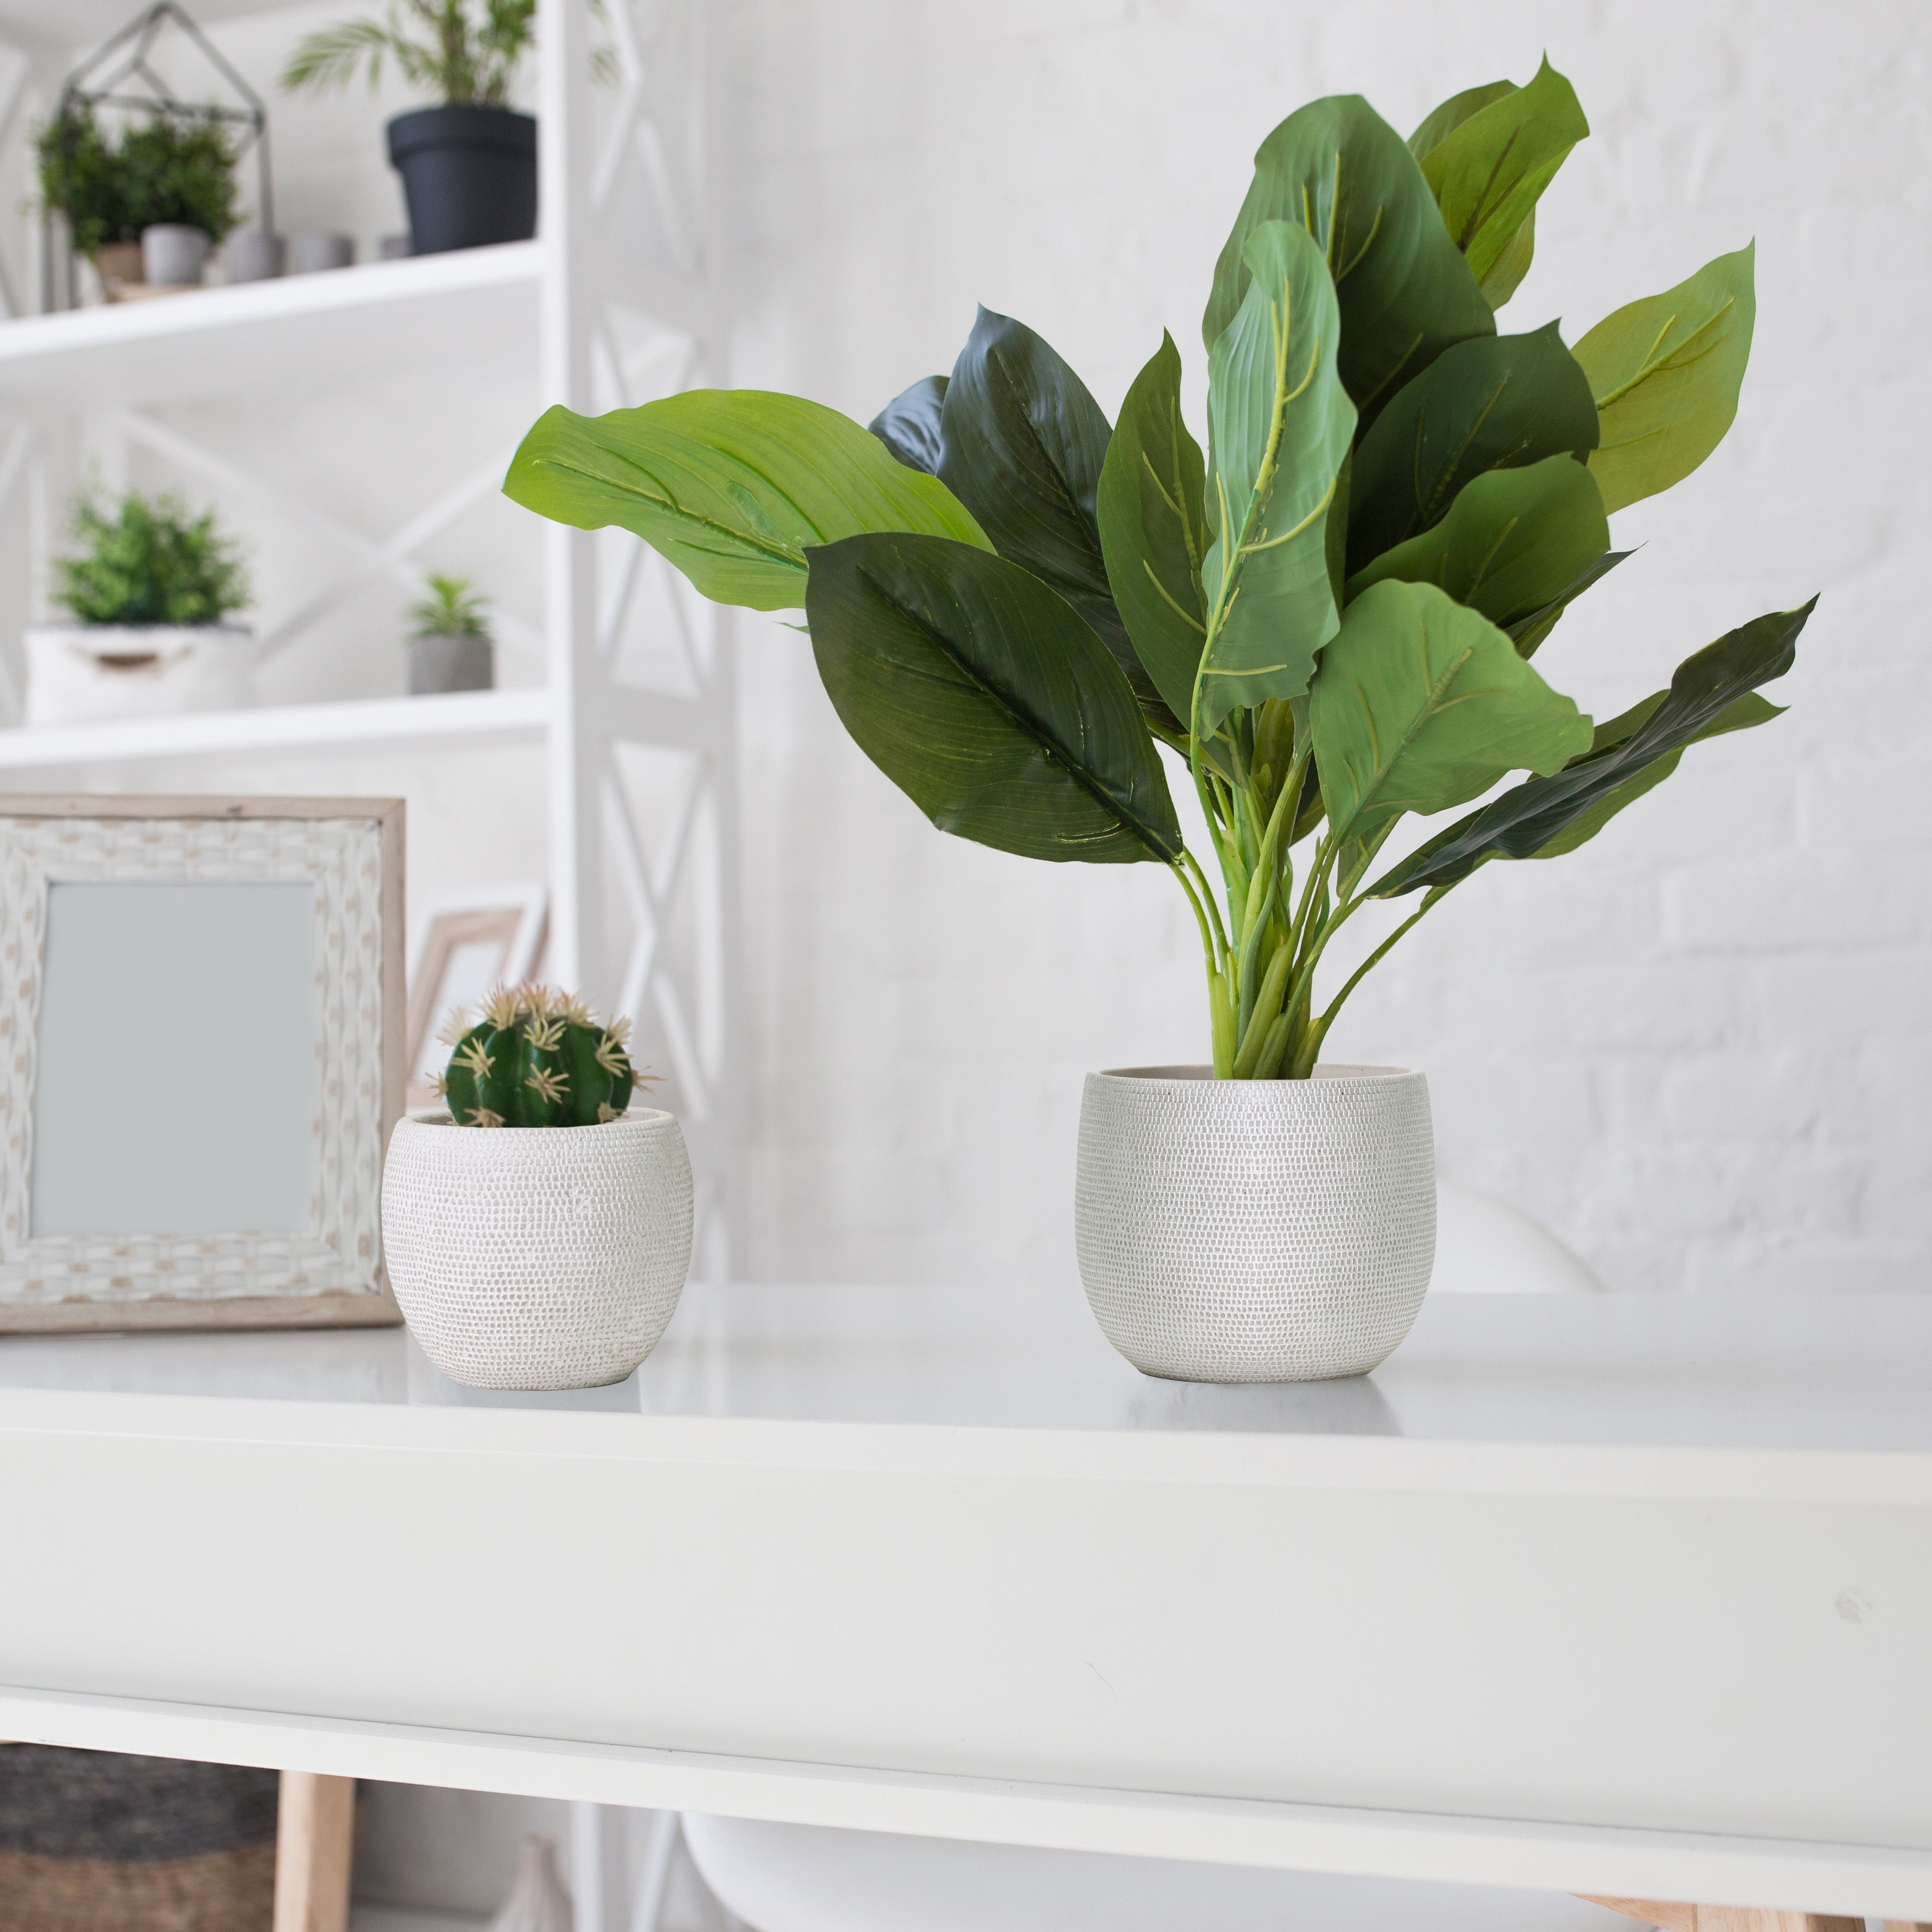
(1205, 95, 1494, 433)
(1310, 579, 1592, 853)
(1096, 331, 1211, 727)
(1406, 81, 1516, 165)
(1572, 243, 1756, 513)
(1346, 454, 1609, 632)
(1417, 59, 1587, 297)
(802, 532, 1181, 865)
(1196, 221, 1356, 736)
(504, 391, 991, 611)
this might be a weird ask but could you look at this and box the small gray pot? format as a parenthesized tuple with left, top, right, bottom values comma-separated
(288, 231, 355, 273)
(224, 228, 285, 282)
(141, 223, 210, 286)
(409, 632, 493, 695)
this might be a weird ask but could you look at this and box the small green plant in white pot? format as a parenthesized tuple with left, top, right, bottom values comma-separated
(26, 490, 254, 726)
(381, 984, 692, 1390)
(500, 63, 1813, 1383)
(406, 573, 495, 694)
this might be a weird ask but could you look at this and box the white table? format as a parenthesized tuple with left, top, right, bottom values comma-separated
(1, 1286, 1927, 1921)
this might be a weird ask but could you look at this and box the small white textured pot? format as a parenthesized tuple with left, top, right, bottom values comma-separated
(1076, 1064, 1435, 1383)
(24, 623, 256, 726)
(381, 1109, 694, 1390)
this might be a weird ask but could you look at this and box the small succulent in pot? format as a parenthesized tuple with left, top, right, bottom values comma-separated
(434, 982, 645, 1127)
(407, 571, 494, 694)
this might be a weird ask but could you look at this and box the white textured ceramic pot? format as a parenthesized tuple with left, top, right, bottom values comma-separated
(381, 1109, 694, 1390)
(1076, 1064, 1436, 1384)
(23, 623, 256, 726)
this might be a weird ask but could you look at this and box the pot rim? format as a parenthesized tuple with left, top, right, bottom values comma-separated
(25, 621, 253, 640)
(401, 1105, 676, 1137)
(1092, 1062, 1420, 1085)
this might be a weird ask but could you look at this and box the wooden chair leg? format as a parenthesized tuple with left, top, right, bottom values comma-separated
(273, 1770, 356, 1932)
(1581, 1895, 1866, 1932)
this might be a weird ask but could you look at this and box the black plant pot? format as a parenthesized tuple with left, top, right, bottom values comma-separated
(387, 105, 537, 255)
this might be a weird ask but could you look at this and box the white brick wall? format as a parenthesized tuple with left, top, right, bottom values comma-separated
(727, 0, 1932, 1293)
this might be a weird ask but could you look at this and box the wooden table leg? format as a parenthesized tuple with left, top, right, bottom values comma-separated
(1582, 1895, 1869, 1932)
(274, 1770, 356, 1932)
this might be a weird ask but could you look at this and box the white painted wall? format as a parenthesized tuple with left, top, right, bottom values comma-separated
(724, 0, 1932, 1296)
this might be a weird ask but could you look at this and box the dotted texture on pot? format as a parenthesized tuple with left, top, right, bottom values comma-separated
(381, 1109, 693, 1390)
(1076, 1065, 1435, 1383)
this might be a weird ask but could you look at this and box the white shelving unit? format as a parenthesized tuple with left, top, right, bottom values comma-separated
(0, 0, 743, 1270)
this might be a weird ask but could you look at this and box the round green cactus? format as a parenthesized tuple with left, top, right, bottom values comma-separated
(434, 984, 644, 1128)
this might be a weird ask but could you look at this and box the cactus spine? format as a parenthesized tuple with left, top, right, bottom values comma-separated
(435, 984, 642, 1128)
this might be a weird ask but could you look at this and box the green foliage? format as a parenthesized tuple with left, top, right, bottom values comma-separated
(53, 490, 249, 627)
(503, 60, 1811, 1079)
(410, 572, 490, 638)
(284, 0, 534, 106)
(438, 984, 643, 1128)
(36, 104, 240, 254)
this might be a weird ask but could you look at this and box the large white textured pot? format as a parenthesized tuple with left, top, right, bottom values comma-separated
(23, 623, 256, 726)
(381, 1109, 693, 1390)
(1076, 1064, 1435, 1383)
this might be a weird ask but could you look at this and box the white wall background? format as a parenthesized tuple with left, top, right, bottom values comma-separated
(724, 0, 1932, 1297)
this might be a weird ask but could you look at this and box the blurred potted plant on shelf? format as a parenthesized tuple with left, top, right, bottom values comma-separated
(36, 102, 240, 296)
(282, 0, 571, 254)
(26, 489, 254, 726)
(407, 572, 495, 693)
(381, 984, 691, 1390)
(502, 60, 1814, 1384)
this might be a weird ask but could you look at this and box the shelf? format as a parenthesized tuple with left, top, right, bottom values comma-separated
(0, 242, 544, 410)
(0, 685, 551, 773)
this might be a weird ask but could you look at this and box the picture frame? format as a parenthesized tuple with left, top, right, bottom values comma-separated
(0, 795, 406, 1334)
(404, 882, 548, 1107)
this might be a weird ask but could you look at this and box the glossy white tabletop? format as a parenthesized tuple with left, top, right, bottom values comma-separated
(0, 1284, 1926, 1454)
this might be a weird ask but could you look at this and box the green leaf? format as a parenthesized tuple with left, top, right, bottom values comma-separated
(1195, 221, 1356, 736)
(1204, 95, 1494, 434)
(1504, 548, 1631, 660)
(1310, 580, 1592, 856)
(802, 532, 1182, 865)
(1346, 320, 1598, 573)
(1416, 59, 1587, 299)
(936, 307, 1177, 731)
(1096, 332, 1211, 726)
(503, 392, 989, 612)
(869, 374, 948, 473)
(1372, 598, 1813, 894)
(1346, 454, 1609, 632)
(1407, 81, 1516, 165)
(1572, 243, 1756, 513)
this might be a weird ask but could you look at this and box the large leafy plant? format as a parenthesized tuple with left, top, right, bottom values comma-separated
(505, 62, 1812, 1080)
(37, 104, 240, 256)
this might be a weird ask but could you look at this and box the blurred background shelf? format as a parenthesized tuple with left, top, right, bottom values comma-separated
(0, 685, 551, 773)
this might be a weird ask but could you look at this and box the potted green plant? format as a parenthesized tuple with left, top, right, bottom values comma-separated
(26, 489, 254, 726)
(501, 63, 1813, 1382)
(406, 571, 495, 693)
(36, 102, 240, 295)
(381, 984, 691, 1390)
(282, 0, 543, 255)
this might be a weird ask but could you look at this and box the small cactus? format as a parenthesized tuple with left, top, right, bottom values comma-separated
(434, 984, 646, 1128)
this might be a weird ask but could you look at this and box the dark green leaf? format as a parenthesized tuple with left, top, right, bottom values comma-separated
(1346, 454, 1609, 632)
(1573, 243, 1756, 513)
(1096, 332, 1211, 726)
(869, 374, 948, 473)
(1346, 320, 1598, 574)
(1416, 59, 1587, 299)
(1505, 548, 1631, 659)
(1310, 580, 1592, 854)
(803, 533, 1182, 865)
(1197, 221, 1356, 734)
(1204, 95, 1494, 434)
(936, 307, 1177, 731)
(503, 392, 989, 611)
(1372, 598, 1813, 894)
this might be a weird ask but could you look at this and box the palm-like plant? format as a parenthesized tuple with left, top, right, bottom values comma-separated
(282, 0, 538, 107)
(503, 62, 1814, 1080)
